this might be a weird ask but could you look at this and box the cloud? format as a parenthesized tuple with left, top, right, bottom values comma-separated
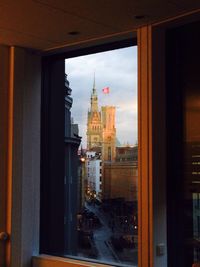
(65, 46, 137, 148)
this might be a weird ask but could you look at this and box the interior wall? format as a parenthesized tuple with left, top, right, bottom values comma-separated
(10, 47, 41, 267)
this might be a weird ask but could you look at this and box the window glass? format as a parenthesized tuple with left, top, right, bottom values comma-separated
(182, 29, 200, 267)
(166, 22, 200, 267)
(64, 46, 138, 266)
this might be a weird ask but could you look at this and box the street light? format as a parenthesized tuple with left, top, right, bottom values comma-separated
(80, 157, 85, 162)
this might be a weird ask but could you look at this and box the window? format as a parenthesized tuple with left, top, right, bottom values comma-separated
(166, 21, 200, 267)
(40, 42, 138, 267)
(39, 24, 168, 267)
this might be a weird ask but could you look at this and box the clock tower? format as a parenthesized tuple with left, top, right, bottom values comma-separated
(86, 78, 102, 150)
(86, 77, 116, 161)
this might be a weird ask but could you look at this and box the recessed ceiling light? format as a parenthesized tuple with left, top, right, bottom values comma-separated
(68, 31, 80, 36)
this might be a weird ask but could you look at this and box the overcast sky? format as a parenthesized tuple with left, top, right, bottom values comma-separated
(65, 46, 137, 149)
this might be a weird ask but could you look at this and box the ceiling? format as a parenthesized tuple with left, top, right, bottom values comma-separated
(0, 0, 199, 52)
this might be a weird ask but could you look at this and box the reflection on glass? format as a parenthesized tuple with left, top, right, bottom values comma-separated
(64, 46, 138, 266)
(183, 76, 200, 267)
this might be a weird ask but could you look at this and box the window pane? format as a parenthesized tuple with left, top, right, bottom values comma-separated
(64, 46, 138, 266)
(182, 26, 200, 267)
(166, 22, 200, 267)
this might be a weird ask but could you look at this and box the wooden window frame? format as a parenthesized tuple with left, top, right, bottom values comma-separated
(0, 45, 11, 267)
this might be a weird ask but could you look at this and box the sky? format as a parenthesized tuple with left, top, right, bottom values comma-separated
(65, 46, 137, 149)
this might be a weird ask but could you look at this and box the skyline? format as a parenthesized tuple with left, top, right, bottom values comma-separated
(65, 46, 137, 148)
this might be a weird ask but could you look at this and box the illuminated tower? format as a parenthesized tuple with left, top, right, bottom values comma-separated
(101, 106, 116, 161)
(86, 77, 102, 150)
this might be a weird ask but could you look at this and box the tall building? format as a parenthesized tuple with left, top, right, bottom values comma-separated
(86, 78, 102, 150)
(87, 80, 116, 162)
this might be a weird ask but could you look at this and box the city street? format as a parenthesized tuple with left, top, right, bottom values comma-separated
(86, 203, 118, 262)
(85, 203, 138, 267)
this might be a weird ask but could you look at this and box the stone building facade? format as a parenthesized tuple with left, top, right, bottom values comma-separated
(86, 80, 116, 162)
(86, 81, 102, 150)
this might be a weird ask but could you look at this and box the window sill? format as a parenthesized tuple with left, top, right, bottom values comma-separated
(32, 255, 115, 267)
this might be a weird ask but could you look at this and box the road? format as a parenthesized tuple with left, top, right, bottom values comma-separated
(86, 203, 119, 263)
(86, 202, 138, 267)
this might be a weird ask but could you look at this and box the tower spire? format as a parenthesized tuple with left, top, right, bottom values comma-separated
(93, 72, 95, 89)
(87, 74, 101, 150)
(90, 74, 98, 112)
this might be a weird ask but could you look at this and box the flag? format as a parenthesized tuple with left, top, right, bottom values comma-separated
(102, 87, 110, 94)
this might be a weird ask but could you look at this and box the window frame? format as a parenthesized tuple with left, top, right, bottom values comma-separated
(35, 23, 170, 267)
(0, 45, 10, 267)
